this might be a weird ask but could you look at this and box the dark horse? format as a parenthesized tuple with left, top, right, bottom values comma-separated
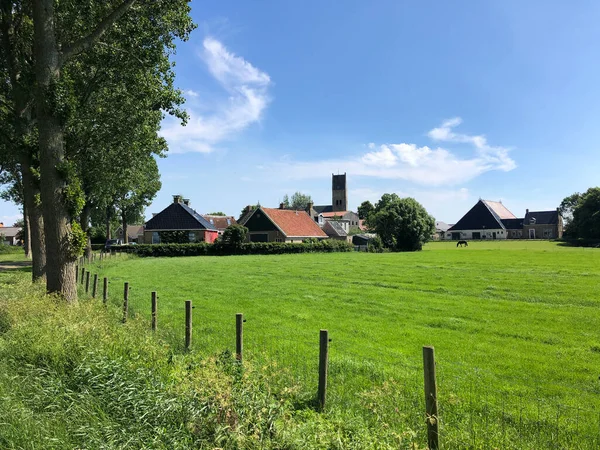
(456, 240, 468, 247)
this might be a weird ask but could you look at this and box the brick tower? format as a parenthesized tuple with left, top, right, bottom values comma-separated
(332, 173, 347, 212)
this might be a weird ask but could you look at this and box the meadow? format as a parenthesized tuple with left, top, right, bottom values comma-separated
(86, 241, 600, 448)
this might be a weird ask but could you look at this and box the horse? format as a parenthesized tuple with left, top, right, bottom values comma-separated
(456, 240, 468, 247)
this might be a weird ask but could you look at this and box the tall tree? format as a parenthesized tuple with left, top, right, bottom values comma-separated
(289, 192, 312, 210)
(570, 187, 600, 239)
(30, 0, 193, 300)
(366, 193, 435, 251)
(0, 0, 46, 279)
(357, 200, 374, 220)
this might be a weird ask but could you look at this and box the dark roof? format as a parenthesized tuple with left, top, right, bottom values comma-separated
(501, 218, 524, 230)
(145, 202, 217, 231)
(524, 210, 560, 225)
(313, 205, 333, 214)
(0, 227, 21, 238)
(323, 220, 347, 237)
(449, 200, 516, 231)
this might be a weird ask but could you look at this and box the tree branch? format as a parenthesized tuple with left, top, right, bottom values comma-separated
(59, 0, 137, 66)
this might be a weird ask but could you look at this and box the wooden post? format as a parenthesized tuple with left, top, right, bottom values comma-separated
(423, 346, 439, 450)
(102, 277, 108, 304)
(85, 271, 90, 293)
(92, 274, 98, 298)
(75, 265, 79, 283)
(318, 329, 329, 411)
(80, 266, 85, 284)
(122, 282, 129, 323)
(185, 300, 192, 350)
(151, 291, 157, 331)
(236, 313, 243, 361)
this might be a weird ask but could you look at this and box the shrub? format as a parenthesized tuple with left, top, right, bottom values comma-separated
(123, 240, 354, 257)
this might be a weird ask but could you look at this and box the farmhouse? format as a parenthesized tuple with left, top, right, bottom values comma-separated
(201, 215, 237, 235)
(115, 225, 144, 243)
(239, 205, 327, 243)
(447, 199, 563, 240)
(143, 195, 218, 244)
(0, 224, 21, 246)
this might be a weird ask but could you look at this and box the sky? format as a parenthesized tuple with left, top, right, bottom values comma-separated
(2, 0, 600, 225)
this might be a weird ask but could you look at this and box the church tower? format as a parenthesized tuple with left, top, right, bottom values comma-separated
(332, 173, 347, 212)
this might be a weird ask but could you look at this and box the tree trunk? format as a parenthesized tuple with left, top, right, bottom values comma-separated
(122, 210, 128, 244)
(20, 155, 46, 281)
(22, 198, 31, 259)
(32, 0, 76, 301)
(106, 205, 112, 239)
(80, 203, 92, 260)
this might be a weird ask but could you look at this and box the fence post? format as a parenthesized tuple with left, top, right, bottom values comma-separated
(92, 274, 98, 298)
(185, 300, 192, 350)
(423, 346, 439, 450)
(85, 271, 90, 294)
(103, 277, 108, 304)
(318, 329, 329, 411)
(122, 282, 129, 323)
(236, 313, 244, 362)
(80, 266, 85, 285)
(75, 265, 79, 283)
(151, 291, 157, 331)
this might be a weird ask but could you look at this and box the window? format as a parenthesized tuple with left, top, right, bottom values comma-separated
(275, 238, 283, 243)
(152, 232, 160, 244)
(226, 218, 231, 226)
(188, 231, 196, 242)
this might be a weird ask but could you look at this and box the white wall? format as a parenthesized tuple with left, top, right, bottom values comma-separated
(446, 229, 508, 240)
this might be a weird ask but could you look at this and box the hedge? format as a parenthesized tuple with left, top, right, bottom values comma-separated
(112, 240, 354, 257)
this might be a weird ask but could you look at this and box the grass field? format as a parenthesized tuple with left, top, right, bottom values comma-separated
(84, 241, 600, 448)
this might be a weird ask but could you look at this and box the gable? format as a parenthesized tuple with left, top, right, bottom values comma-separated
(145, 203, 216, 230)
(449, 200, 505, 231)
(244, 209, 279, 233)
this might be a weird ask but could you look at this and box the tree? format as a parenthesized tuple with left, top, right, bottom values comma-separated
(559, 192, 582, 237)
(207, 212, 226, 216)
(27, 0, 193, 301)
(287, 192, 312, 210)
(357, 200, 374, 220)
(366, 194, 435, 251)
(281, 194, 290, 209)
(220, 225, 248, 249)
(570, 187, 600, 239)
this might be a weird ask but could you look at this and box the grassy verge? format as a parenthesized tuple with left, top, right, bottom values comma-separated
(0, 270, 421, 449)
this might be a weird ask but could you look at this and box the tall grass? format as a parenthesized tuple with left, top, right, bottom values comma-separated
(0, 272, 421, 449)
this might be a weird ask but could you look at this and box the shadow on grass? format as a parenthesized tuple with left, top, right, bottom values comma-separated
(0, 260, 32, 273)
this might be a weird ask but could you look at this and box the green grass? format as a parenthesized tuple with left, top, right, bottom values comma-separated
(89, 241, 600, 448)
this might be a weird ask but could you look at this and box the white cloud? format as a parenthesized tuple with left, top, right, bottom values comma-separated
(183, 89, 199, 98)
(161, 37, 271, 154)
(262, 118, 516, 186)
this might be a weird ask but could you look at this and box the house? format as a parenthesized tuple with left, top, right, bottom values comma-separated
(143, 195, 219, 244)
(239, 205, 328, 242)
(448, 200, 564, 240)
(447, 200, 516, 240)
(322, 220, 348, 241)
(523, 209, 563, 239)
(115, 225, 144, 243)
(0, 225, 22, 246)
(201, 215, 237, 235)
(433, 221, 451, 240)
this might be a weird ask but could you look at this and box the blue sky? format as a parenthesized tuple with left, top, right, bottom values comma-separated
(2, 0, 600, 225)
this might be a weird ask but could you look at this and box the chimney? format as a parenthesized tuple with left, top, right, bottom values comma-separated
(279, 202, 285, 210)
(173, 195, 182, 204)
(183, 198, 190, 206)
(526, 208, 529, 216)
(307, 201, 313, 213)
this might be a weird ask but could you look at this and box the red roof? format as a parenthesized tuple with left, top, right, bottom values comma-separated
(202, 215, 237, 230)
(320, 211, 350, 218)
(261, 208, 328, 238)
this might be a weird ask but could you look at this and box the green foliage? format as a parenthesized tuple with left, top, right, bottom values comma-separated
(281, 192, 312, 210)
(207, 212, 226, 216)
(569, 187, 600, 239)
(367, 194, 435, 251)
(220, 225, 248, 249)
(68, 221, 87, 258)
(158, 230, 190, 244)
(367, 235, 384, 252)
(126, 240, 353, 257)
(357, 200, 374, 220)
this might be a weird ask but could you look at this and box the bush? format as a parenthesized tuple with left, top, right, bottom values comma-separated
(0, 244, 23, 255)
(123, 240, 354, 257)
